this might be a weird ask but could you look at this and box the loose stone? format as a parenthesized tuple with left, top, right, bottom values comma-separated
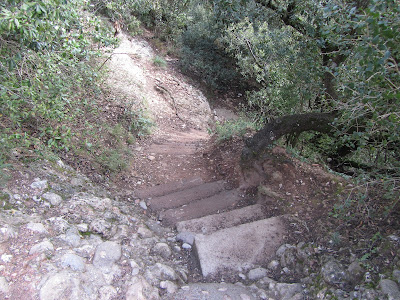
(321, 259, 348, 287)
(93, 241, 122, 272)
(39, 270, 79, 300)
(137, 226, 153, 239)
(130, 260, 140, 276)
(268, 260, 280, 270)
(0, 276, 9, 293)
(160, 280, 178, 294)
(275, 283, 303, 299)
(59, 253, 86, 272)
(153, 242, 172, 259)
(182, 243, 192, 250)
(30, 178, 48, 190)
(26, 222, 48, 234)
(380, 279, 400, 300)
(248, 268, 268, 281)
(61, 228, 81, 247)
(90, 218, 112, 237)
(98, 285, 118, 300)
(126, 275, 160, 300)
(42, 192, 63, 206)
(176, 232, 195, 245)
(76, 223, 89, 232)
(145, 263, 177, 285)
(139, 200, 147, 210)
(29, 240, 54, 255)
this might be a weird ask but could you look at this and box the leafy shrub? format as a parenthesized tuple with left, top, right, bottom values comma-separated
(152, 55, 167, 68)
(214, 117, 259, 142)
(179, 4, 243, 90)
(0, 0, 108, 158)
(0, 0, 153, 176)
(91, 0, 189, 43)
(97, 148, 130, 173)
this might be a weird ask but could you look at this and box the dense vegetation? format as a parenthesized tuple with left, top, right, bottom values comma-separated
(0, 0, 154, 177)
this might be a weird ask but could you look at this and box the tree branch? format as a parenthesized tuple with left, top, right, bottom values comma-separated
(242, 111, 337, 161)
(254, 0, 311, 37)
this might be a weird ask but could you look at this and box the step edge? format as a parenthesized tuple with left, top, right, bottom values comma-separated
(135, 177, 204, 199)
(176, 203, 265, 234)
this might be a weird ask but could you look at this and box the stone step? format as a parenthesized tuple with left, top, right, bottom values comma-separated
(135, 177, 203, 199)
(159, 189, 241, 226)
(194, 216, 287, 279)
(176, 203, 265, 235)
(148, 181, 226, 212)
(166, 283, 257, 300)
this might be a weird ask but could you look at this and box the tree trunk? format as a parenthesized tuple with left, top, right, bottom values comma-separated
(242, 112, 336, 161)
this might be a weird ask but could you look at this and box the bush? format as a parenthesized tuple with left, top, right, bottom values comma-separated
(179, 3, 243, 90)
(152, 55, 167, 68)
(0, 0, 152, 176)
(214, 117, 259, 142)
(90, 0, 189, 43)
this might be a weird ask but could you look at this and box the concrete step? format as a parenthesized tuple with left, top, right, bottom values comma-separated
(194, 216, 286, 279)
(159, 189, 241, 226)
(148, 181, 226, 211)
(176, 203, 265, 235)
(135, 177, 203, 199)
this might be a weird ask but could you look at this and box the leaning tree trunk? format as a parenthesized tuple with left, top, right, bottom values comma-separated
(242, 112, 336, 161)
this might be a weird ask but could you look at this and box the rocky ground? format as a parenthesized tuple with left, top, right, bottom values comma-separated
(1, 157, 399, 299)
(0, 32, 399, 300)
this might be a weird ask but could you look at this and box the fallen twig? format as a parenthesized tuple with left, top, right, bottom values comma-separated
(154, 79, 184, 122)
(97, 52, 135, 71)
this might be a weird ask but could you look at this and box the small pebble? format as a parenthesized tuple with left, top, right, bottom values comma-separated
(182, 243, 192, 250)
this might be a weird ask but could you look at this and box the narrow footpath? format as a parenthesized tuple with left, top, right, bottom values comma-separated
(107, 34, 291, 298)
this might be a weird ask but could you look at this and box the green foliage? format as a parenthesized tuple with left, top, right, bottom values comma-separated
(199, 0, 399, 182)
(91, 0, 190, 43)
(331, 1, 400, 173)
(0, 0, 153, 176)
(179, 2, 243, 90)
(97, 148, 129, 173)
(0, 191, 13, 210)
(214, 117, 259, 142)
(127, 109, 154, 137)
(126, 17, 142, 36)
(285, 132, 336, 165)
(0, 0, 105, 159)
(152, 55, 167, 68)
(224, 19, 321, 117)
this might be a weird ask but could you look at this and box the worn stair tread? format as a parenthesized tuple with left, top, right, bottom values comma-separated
(148, 181, 226, 211)
(159, 189, 241, 226)
(194, 216, 286, 278)
(135, 177, 203, 199)
(176, 203, 265, 235)
(165, 283, 256, 300)
(148, 142, 198, 155)
(162, 129, 209, 142)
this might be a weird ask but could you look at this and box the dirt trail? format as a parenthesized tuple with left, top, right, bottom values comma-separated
(105, 34, 219, 186)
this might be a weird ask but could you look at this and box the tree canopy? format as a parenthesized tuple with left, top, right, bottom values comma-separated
(176, 0, 399, 180)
